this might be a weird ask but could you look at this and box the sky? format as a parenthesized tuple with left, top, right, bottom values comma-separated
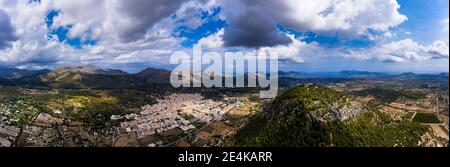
(0, 0, 448, 73)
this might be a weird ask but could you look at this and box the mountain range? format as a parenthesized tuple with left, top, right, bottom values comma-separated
(0, 66, 50, 79)
(278, 70, 392, 78)
(0, 65, 448, 89)
(0, 65, 171, 89)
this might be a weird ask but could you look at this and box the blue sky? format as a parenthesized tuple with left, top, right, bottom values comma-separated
(173, 7, 227, 47)
(0, 0, 448, 73)
(396, 0, 449, 44)
(172, 0, 448, 49)
(46, 10, 97, 49)
(42, 0, 447, 51)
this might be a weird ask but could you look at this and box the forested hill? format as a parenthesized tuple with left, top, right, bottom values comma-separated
(236, 84, 430, 147)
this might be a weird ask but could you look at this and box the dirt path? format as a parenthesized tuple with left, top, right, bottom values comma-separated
(430, 125, 449, 140)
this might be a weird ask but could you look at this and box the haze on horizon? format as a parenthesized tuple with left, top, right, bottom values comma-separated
(0, 0, 449, 73)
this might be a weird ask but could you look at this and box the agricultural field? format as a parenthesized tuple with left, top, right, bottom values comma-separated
(413, 113, 442, 124)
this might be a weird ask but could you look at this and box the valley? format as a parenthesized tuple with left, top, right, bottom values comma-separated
(0, 65, 448, 147)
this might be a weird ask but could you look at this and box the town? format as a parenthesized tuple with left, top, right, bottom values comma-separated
(113, 93, 244, 147)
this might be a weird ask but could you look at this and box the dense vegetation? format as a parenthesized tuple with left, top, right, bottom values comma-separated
(0, 87, 157, 128)
(236, 85, 429, 147)
(353, 87, 426, 104)
(413, 113, 442, 124)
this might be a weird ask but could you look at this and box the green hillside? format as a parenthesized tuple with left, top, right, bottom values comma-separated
(236, 84, 428, 147)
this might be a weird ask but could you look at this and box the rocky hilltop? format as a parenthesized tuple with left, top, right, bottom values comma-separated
(49, 65, 128, 76)
(264, 84, 366, 122)
(236, 84, 437, 147)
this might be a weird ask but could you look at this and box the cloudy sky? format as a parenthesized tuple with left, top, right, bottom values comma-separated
(0, 0, 448, 73)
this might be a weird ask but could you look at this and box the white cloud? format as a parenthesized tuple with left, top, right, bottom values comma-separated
(0, 0, 447, 71)
(426, 40, 449, 59)
(442, 18, 449, 33)
(0, 0, 59, 65)
(274, 0, 407, 36)
(344, 39, 449, 62)
(0, 9, 16, 49)
(442, 18, 449, 26)
(216, 0, 407, 47)
(259, 34, 321, 63)
(47, 0, 184, 42)
(172, 1, 219, 30)
(198, 28, 224, 49)
(0, 0, 186, 67)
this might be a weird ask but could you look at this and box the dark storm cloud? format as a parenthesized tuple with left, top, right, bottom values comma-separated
(222, 7, 291, 47)
(116, 0, 184, 42)
(220, 0, 291, 48)
(0, 10, 17, 50)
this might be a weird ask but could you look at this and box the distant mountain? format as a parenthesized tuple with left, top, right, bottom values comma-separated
(278, 70, 391, 78)
(0, 77, 13, 86)
(135, 68, 171, 84)
(33, 65, 176, 89)
(396, 72, 449, 80)
(439, 72, 449, 77)
(339, 70, 390, 77)
(2, 65, 447, 90)
(278, 71, 305, 78)
(0, 66, 50, 79)
(50, 65, 128, 76)
(0, 65, 175, 89)
(36, 65, 141, 89)
(399, 72, 416, 76)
